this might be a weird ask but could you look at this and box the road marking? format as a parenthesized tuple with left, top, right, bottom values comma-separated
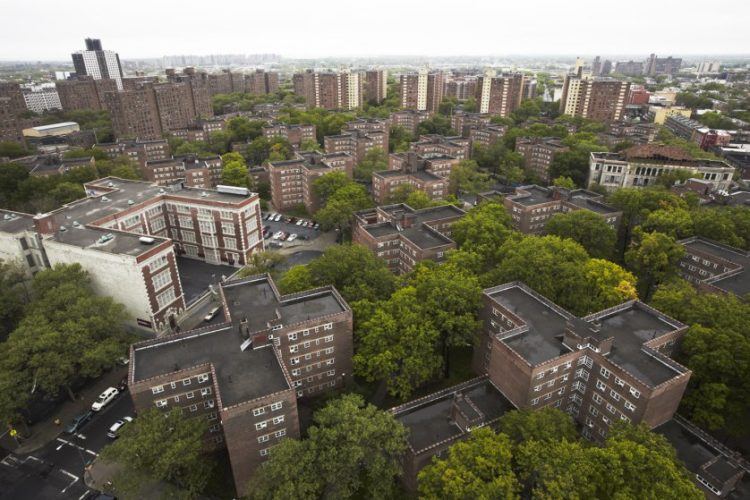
(59, 469, 79, 493)
(25, 455, 42, 463)
(76, 433, 87, 440)
(56, 443, 64, 451)
(78, 491, 92, 500)
(56, 438, 99, 457)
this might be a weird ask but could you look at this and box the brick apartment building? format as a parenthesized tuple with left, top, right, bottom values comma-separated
(170, 118, 226, 143)
(268, 151, 354, 212)
(411, 134, 470, 163)
(0, 82, 31, 145)
(560, 74, 630, 122)
(468, 124, 508, 150)
(501, 185, 622, 234)
(475, 72, 525, 116)
(598, 122, 657, 148)
(363, 69, 388, 104)
(206, 69, 279, 97)
(104, 75, 213, 140)
(129, 272, 352, 494)
(391, 377, 514, 490)
(323, 120, 388, 163)
(444, 76, 478, 101)
(400, 70, 444, 114)
(55, 76, 119, 111)
(98, 139, 171, 168)
(588, 145, 735, 192)
(262, 123, 317, 149)
(676, 236, 750, 299)
(451, 111, 491, 138)
(0, 177, 263, 331)
(389, 110, 431, 135)
(372, 152, 453, 204)
(474, 281, 692, 442)
(293, 69, 362, 110)
(515, 137, 569, 182)
(665, 114, 732, 151)
(144, 155, 223, 188)
(352, 203, 465, 273)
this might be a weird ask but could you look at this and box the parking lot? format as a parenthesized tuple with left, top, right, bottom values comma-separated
(262, 212, 321, 247)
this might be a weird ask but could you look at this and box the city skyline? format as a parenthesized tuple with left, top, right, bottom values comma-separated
(1, 0, 749, 61)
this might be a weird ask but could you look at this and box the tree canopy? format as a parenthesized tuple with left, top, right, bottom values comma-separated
(545, 210, 617, 259)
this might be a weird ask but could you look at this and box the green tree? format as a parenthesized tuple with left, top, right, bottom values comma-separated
(226, 116, 265, 143)
(0, 264, 128, 422)
(579, 258, 638, 313)
(642, 207, 695, 239)
(300, 138, 321, 152)
(315, 183, 372, 233)
(354, 147, 387, 181)
(388, 125, 413, 153)
(0, 141, 29, 159)
(624, 230, 684, 299)
(692, 208, 745, 249)
(449, 202, 514, 279)
(221, 160, 249, 187)
(417, 115, 455, 136)
(0, 260, 30, 339)
(418, 427, 520, 500)
(249, 394, 408, 499)
(279, 244, 396, 304)
(545, 210, 617, 259)
(236, 251, 285, 278)
(312, 171, 352, 205)
(449, 159, 492, 195)
(552, 176, 576, 189)
(354, 286, 443, 399)
(498, 407, 578, 444)
(411, 262, 482, 377)
(101, 408, 211, 497)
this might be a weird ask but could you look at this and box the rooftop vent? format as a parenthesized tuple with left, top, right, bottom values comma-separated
(97, 233, 115, 244)
(127, 199, 134, 205)
(72, 221, 81, 228)
(158, 188, 166, 194)
(107, 182, 115, 187)
(101, 196, 110, 202)
(59, 225, 67, 232)
(3, 214, 10, 220)
(200, 191, 208, 198)
(139, 236, 155, 245)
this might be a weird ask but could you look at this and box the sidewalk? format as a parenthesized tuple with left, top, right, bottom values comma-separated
(14, 366, 128, 454)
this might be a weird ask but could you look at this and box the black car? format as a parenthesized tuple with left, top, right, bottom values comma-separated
(65, 410, 93, 434)
(117, 376, 128, 392)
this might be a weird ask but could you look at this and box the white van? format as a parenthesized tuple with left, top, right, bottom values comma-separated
(91, 387, 119, 411)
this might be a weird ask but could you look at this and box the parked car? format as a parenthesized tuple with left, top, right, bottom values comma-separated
(313, 223, 320, 230)
(295, 219, 304, 226)
(287, 233, 298, 242)
(264, 213, 273, 220)
(272, 214, 281, 222)
(204, 306, 221, 322)
(268, 241, 283, 248)
(116, 356, 129, 366)
(272, 231, 284, 240)
(91, 387, 119, 412)
(289, 217, 298, 224)
(107, 416, 134, 439)
(65, 411, 93, 434)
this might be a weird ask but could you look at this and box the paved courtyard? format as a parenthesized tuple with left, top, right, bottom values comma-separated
(176, 256, 237, 305)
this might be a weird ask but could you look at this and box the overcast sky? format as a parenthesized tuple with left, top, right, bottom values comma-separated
(1, 0, 749, 61)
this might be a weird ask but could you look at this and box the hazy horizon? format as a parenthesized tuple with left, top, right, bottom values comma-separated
(2, 0, 749, 62)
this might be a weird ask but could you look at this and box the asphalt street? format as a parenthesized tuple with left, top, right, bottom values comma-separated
(1, 390, 135, 500)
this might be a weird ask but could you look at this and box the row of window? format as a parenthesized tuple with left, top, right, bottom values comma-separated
(286, 323, 333, 341)
(255, 414, 285, 430)
(152, 373, 209, 394)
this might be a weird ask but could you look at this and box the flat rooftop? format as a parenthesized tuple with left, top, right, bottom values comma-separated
(363, 222, 399, 239)
(682, 238, 750, 296)
(567, 196, 619, 214)
(221, 275, 347, 334)
(393, 379, 514, 453)
(490, 285, 573, 364)
(509, 186, 553, 206)
(401, 226, 453, 250)
(591, 304, 683, 386)
(0, 210, 35, 233)
(132, 326, 289, 407)
(490, 283, 685, 386)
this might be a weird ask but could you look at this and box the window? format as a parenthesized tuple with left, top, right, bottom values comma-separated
(289, 345, 298, 353)
(592, 393, 603, 404)
(204, 400, 214, 409)
(157, 287, 177, 310)
(614, 377, 624, 387)
(224, 237, 237, 250)
(531, 398, 539, 405)
(152, 269, 171, 291)
(275, 429, 286, 438)
(170, 382, 177, 389)
(589, 406, 599, 416)
(155, 399, 167, 408)
(270, 402, 283, 411)
(209, 424, 220, 433)
(255, 421, 268, 430)
(606, 403, 616, 414)
(324, 335, 333, 343)
(222, 222, 235, 235)
(152, 385, 164, 394)
(207, 412, 217, 421)
(629, 388, 640, 398)
(292, 369, 300, 376)
(174, 395, 180, 403)
(253, 408, 265, 417)
(596, 380, 606, 391)
(534, 385, 541, 392)
(624, 401, 636, 412)
(288, 332, 297, 341)
(258, 435, 270, 443)
(323, 322, 333, 330)
(326, 358, 335, 365)
(536, 373, 544, 380)
(272, 416, 284, 425)
(260, 448, 269, 457)
(600, 367, 611, 379)
(197, 374, 209, 383)
(189, 404, 197, 412)
(610, 390, 621, 401)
